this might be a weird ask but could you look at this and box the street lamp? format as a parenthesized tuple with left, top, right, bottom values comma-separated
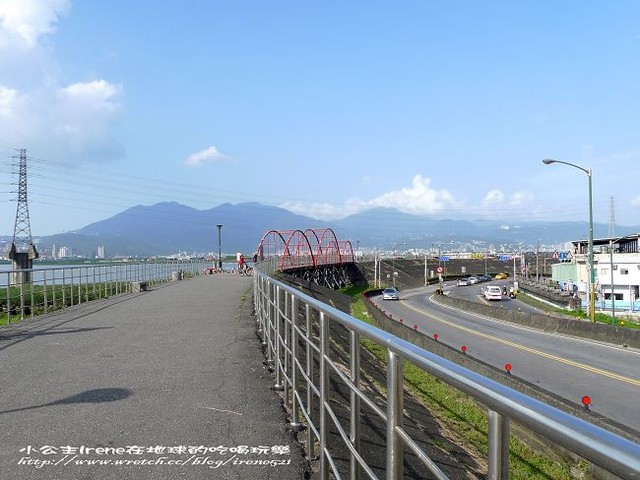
(542, 159, 595, 322)
(609, 239, 615, 324)
(216, 224, 223, 270)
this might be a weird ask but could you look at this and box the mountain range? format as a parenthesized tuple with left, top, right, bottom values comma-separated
(2, 201, 636, 258)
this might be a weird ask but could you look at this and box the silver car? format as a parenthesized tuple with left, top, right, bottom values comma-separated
(382, 288, 400, 300)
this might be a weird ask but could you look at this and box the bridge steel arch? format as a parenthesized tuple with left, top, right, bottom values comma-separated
(256, 229, 315, 271)
(255, 228, 357, 288)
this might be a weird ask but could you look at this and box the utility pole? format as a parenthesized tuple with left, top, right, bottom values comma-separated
(424, 253, 428, 286)
(536, 239, 540, 283)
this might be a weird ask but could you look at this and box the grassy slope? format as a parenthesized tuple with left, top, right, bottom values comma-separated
(347, 286, 590, 480)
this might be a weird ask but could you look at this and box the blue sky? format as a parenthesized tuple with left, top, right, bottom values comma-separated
(1, 0, 639, 236)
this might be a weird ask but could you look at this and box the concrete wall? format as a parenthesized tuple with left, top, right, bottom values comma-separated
(433, 291, 640, 349)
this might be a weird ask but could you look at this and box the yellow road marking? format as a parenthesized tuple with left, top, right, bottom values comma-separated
(402, 299, 640, 387)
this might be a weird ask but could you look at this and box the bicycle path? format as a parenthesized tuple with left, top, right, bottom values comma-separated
(0, 274, 309, 479)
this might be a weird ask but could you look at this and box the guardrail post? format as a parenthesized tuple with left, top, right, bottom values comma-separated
(488, 409, 510, 479)
(19, 280, 24, 320)
(305, 303, 315, 459)
(52, 269, 57, 308)
(6, 274, 11, 324)
(290, 295, 303, 430)
(319, 311, 329, 480)
(387, 350, 404, 480)
(30, 275, 34, 318)
(62, 269, 66, 307)
(76, 268, 79, 304)
(282, 289, 290, 399)
(350, 329, 361, 480)
(43, 270, 48, 314)
(265, 280, 275, 363)
(274, 285, 284, 390)
(273, 285, 285, 390)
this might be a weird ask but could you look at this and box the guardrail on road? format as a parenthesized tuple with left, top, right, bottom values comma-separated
(253, 269, 640, 479)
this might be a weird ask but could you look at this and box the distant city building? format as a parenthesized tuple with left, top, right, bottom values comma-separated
(58, 246, 71, 258)
(97, 245, 105, 259)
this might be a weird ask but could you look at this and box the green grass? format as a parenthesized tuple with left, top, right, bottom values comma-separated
(0, 281, 128, 325)
(517, 291, 640, 329)
(340, 283, 371, 297)
(345, 286, 591, 479)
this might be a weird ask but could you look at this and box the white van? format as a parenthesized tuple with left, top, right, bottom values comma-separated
(484, 285, 502, 301)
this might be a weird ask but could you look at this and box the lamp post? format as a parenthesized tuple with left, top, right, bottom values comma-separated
(609, 239, 615, 324)
(216, 224, 223, 270)
(542, 159, 595, 322)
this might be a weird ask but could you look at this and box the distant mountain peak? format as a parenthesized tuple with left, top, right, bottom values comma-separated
(25, 202, 624, 257)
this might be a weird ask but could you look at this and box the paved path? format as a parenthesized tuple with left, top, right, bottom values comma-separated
(0, 274, 308, 479)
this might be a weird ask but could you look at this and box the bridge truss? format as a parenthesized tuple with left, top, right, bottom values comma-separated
(255, 228, 356, 289)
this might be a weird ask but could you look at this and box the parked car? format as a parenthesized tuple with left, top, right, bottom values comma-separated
(468, 276, 479, 284)
(484, 285, 503, 301)
(478, 274, 491, 282)
(457, 278, 469, 287)
(382, 287, 400, 300)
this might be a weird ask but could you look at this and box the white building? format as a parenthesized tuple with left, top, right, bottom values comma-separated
(552, 234, 640, 311)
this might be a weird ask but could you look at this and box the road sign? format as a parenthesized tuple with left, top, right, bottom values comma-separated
(436, 266, 444, 274)
(439, 256, 450, 262)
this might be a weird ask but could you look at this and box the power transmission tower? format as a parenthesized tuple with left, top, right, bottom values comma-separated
(8, 148, 39, 284)
(608, 196, 616, 239)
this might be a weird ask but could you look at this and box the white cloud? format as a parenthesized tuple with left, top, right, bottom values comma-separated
(0, 79, 125, 161)
(509, 190, 533, 205)
(282, 175, 544, 222)
(281, 199, 368, 220)
(58, 80, 122, 113)
(0, 84, 20, 117)
(185, 146, 228, 167)
(282, 175, 463, 220)
(0, 2, 125, 162)
(0, 0, 70, 48)
(367, 174, 461, 214)
(483, 189, 504, 205)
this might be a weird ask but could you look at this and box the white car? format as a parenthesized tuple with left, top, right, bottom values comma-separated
(468, 276, 479, 284)
(382, 288, 400, 300)
(457, 278, 469, 287)
(483, 285, 503, 301)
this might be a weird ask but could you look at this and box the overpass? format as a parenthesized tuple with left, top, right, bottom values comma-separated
(254, 228, 357, 288)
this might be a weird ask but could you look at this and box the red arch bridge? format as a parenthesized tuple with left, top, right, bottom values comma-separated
(255, 228, 358, 289)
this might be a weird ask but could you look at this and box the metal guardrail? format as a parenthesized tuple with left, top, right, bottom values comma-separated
(1, 260, 208, 322)
(253, 269, 640, 479)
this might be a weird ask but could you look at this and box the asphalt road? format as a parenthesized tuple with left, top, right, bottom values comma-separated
(0, 274, 308, 480)
(373, 283, 640, 433)
(443, 278, 545, 315)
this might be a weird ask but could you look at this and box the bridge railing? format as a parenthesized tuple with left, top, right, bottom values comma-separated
(253, 269, 640, 479)
(1, 259, 208, 322)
